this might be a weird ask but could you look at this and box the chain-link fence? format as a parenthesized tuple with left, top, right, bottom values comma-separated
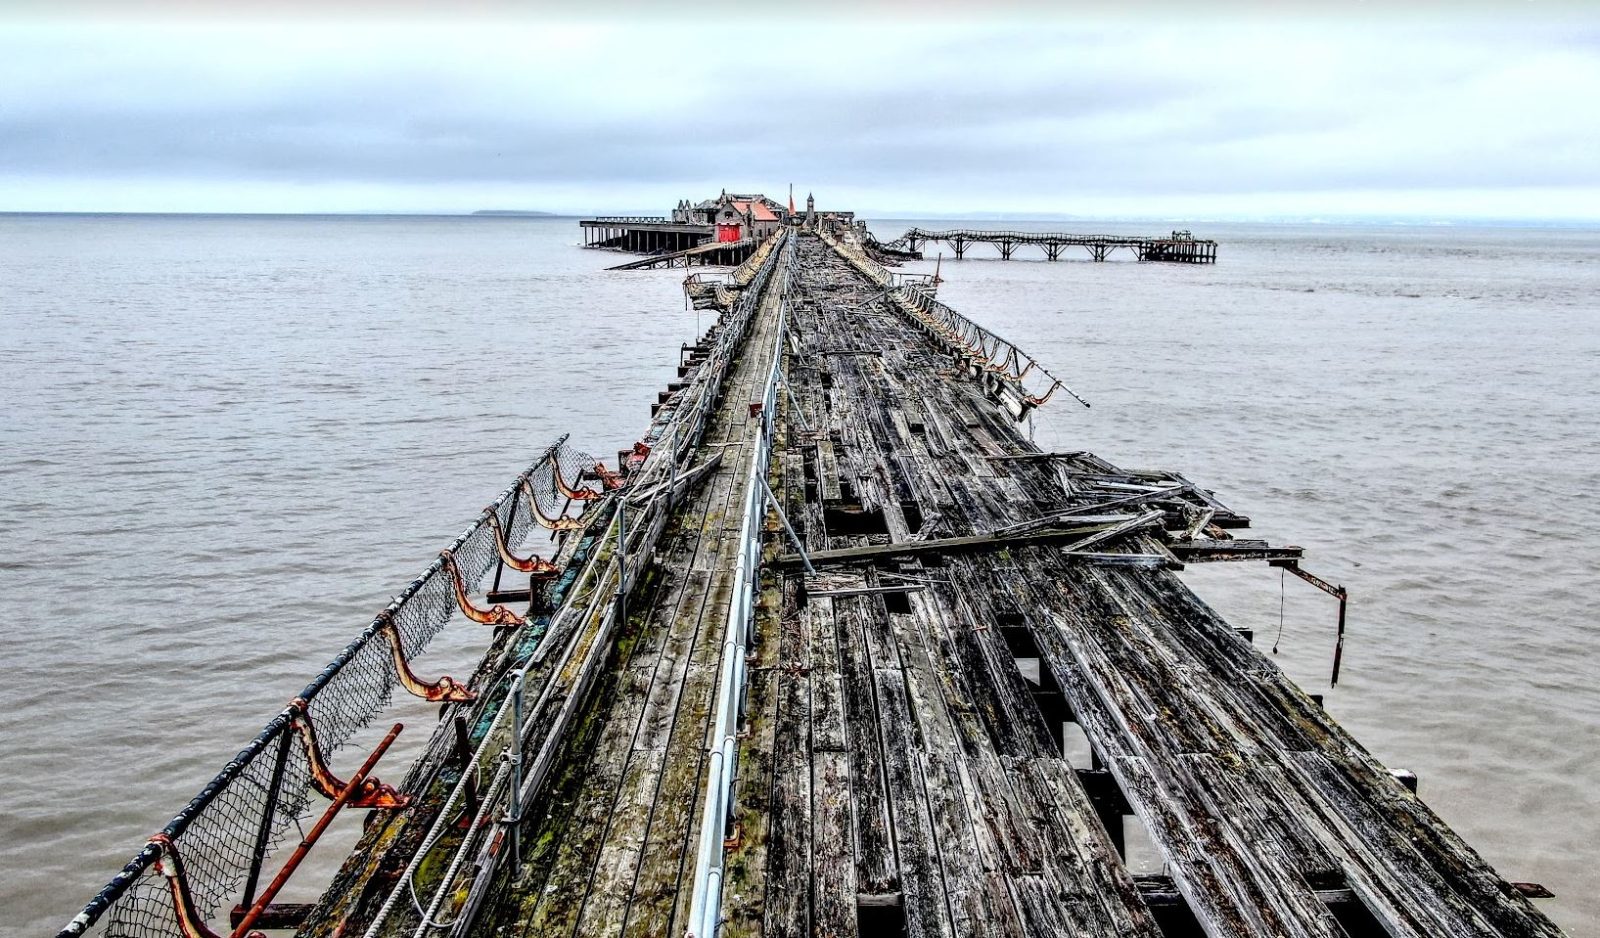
(59, 437, 590, 938)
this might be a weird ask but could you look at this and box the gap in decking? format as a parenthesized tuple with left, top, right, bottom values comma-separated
(1327, 890, 1389, 938)
(1062, 721, 1096, 771)
(824, 504, 888, 537)
(998, 613, 1075, 757)
(900, 500, 924, 535)
(882, 573, 912, 615)
(857, 894, 907, 937)
(995, 607, 1209, 931)
(1121, 811, 1167, 875)
(1149, 896, 1208, 938)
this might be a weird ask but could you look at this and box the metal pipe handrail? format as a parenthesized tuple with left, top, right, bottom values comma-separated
(685, 233, 793, 938)
(382, 230, 792, 937)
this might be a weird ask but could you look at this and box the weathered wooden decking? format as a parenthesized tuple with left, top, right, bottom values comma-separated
(715, 234, 1556, 938)
(468, 248, 790, 937)
(299, 226, 1560, 938)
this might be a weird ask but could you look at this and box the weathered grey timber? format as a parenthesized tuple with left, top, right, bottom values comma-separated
(60, 204, 1558, 938)
(309, 223, 1554, 938)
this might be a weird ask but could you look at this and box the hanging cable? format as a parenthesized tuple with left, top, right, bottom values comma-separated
(1272, 566, 1286, 654)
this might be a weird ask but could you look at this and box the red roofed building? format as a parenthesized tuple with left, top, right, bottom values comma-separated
(676, 190, 791, 242)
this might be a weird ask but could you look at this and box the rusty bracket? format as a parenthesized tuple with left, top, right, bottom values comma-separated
(440, 549, 526, 628)
(485, 507, 560, 576)
(375, 613, 475, 703)
(521, 478, 584, 532)
(1025, 379, 1063, 407)
(149, 834, 264, 938)
(552, 459, 603, 501)
(288, 700, 410, 809)
(592, 460, 626, 491)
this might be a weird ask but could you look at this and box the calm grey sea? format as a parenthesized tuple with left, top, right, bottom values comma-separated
(1, 215, 1595, 935)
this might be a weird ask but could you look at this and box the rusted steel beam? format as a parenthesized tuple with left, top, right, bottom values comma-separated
(228, 903, 312, 929)
(1271, 559, 1351, 685)
(230, 723, 404, 937)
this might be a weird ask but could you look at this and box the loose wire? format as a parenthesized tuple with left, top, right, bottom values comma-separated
(1272, 566, 1285, 654)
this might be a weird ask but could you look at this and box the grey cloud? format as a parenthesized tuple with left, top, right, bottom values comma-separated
(0, 16, 1596, 215)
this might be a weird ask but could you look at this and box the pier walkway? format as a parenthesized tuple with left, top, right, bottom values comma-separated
(886, 228, 1218, 263)
(473, 244, 789, 937)
(717, 233, 1550, 938)
(60, 221, 1557, 938)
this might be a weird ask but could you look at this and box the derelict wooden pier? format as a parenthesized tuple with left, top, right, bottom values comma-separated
(299, 223, 1552, 937)
(56, 194, 1566, 938)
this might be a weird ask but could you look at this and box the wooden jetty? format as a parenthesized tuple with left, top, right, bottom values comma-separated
(608, 238, 760, 271)
(60, 206, 1559, 938)
(886, 227, 1219, 263)
(582, 193, 799, 255)
(582, 216, 713, 252)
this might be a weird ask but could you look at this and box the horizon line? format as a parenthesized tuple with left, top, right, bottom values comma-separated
(3, 209, 1599, 229)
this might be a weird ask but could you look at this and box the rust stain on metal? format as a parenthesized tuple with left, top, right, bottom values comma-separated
(375, 613, 475, 703)
(150, 834, 265, 938)
(521, 478, 585, 531)
(288, 701, 409, 809)
(485, 508, 560, 576)
(552, 460, 603, 501)
(439, 549, 527, 628)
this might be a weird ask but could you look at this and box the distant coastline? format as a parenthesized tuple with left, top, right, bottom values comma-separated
(471, 209, 558, 217)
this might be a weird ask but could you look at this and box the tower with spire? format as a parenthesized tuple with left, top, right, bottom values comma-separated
(805, 191, 816, 227)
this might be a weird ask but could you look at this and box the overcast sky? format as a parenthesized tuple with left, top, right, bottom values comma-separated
(2, 5, 1598, 220)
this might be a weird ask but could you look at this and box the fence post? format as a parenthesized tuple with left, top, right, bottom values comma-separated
(240, 724, 294, 909)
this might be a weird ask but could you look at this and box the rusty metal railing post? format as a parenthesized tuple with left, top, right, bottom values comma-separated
(239, 724, 294, 909)
(1331, 587, 1349, 686)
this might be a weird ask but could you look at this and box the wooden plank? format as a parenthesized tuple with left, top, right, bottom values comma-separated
(811, 752, 858, 938)
(832, 597, 897, 895)
(762, 617, 812, 938)
(775, 519, 1144, 569)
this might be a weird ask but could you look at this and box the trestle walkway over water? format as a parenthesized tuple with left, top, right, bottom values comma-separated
(62, 218, 1556, 938)
(883, 227, 1219, 263)
(607, 238, 760, 271)
(583, 217, 712, 253)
